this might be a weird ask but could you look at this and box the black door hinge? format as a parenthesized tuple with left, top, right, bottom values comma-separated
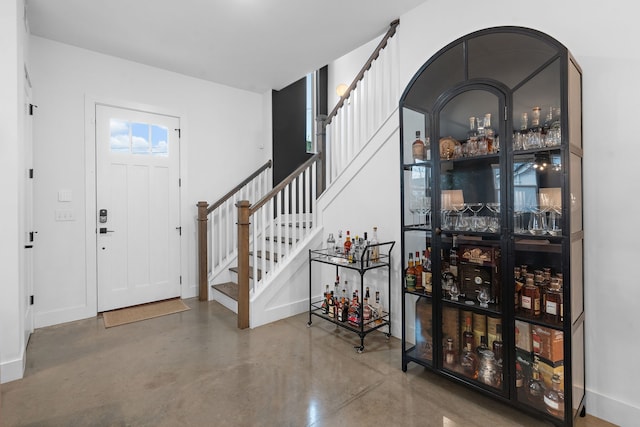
(174, 128, 181, 138)
(29, 231, 35, 242)
(29, 104, 38, 115)
(180, 276, 182, 285)
(29, 168, 34, 179)
(30, 295, 34, 305)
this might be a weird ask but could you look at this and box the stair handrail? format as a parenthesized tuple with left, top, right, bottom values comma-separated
(249, 154, 319, 215)
(197, 159, 273, 301)
(208, 159, 272, 213)
(325, 19, 399, 126)
(236, 153, 319, 328)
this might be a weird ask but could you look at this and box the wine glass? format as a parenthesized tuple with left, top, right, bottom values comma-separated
(477, 287, 490, 308)
(452, 203, 469, 231)
(449, 280, 460, 301)
(466, 202, 484, 231)
(421, 196, 432, 228)
(528, 207, 547, 235)
(486, 202, 500, 233)
(409, 191, 421, 226)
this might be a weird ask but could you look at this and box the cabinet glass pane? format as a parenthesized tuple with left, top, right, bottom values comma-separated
(513, 151, 563, 237)
(570, 153, 583, 233)
(404, 42, 465, 112)
(402, 107, 431, 165)
(442, 306, 504, 391)
(405, 294, 433, 365)
(514, 319, 565, 419)
(468, 32, 558, 90)
(403, 230, 432, 295)
(569, 61, 583, 150)
(403, 166, 432, 229)
(571, 238, 584, 324)
(572, 322, 585, 416)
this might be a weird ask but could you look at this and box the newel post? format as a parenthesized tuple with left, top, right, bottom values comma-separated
(197, 201, 209, 301)
(236, 200, 251, 329)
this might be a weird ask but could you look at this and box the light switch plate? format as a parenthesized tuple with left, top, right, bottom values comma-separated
(58, 190, 72, 202)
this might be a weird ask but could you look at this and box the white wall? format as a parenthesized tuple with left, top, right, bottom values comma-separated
(0, 0, 28, 383)
(29, 36, 271, 328)
(326, 0, 640, 424)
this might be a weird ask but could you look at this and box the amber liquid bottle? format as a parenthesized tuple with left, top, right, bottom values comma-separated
(423, 248, 433, 296)
(412, 130, 426, 162)
(405, 253, 416, 291)
(492, 323, 504, 366)
(527, 362, 546, 408)
(414, 251, 424, 292)
(521, 273, 541, 317)
(544, 373, 565, 418)
(462, 316, 474, 352)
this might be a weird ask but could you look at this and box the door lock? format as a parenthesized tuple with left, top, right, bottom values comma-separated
(99, 228, 115, 234)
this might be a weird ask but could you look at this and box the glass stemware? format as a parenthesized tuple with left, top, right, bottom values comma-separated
(466, 202, 484, 231)
(528, 207, 547, 235)
(486, 202, 500, 233)
(478, 287, 490, 308)
(452, 203, 469, 231)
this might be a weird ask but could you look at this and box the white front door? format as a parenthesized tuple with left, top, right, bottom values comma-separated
(23, 78, 34, 343)
(96, 104, 181, 312)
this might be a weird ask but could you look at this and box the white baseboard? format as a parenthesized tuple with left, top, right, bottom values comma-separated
(587, 389, 638, 426)
(1, 353, 25, 384)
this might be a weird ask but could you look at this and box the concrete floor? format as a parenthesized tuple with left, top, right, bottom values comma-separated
(1, 298, 615, 427)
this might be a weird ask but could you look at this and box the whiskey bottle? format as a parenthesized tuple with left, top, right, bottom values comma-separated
(424, 135, 431, 161)
(515, 361, 525, 394)
(476, 335, 489, 356)
(328, 291, 335, 318)
(370, 226, 380, 263)
(461, 342, 479, 380)
(423, 248, 433, 296)
(544, 277, 564, 324)
(527, 362, 546, 407)
(483, 113, 495, 153)
(444, 337, 457, 367)
(405, 253, 416, 292)
(414, 251, 424, 292)
(322, 284, 330, 314)
(363, 296, 371, 323)
(374, 291, 383, 324)
(412, 130, 426, 163)
(462, 316, 474, 352)
(544, 373, 565, 418)
(521, 273, 541, 317)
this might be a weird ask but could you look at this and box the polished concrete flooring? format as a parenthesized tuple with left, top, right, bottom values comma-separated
(1, 299, 615, 427)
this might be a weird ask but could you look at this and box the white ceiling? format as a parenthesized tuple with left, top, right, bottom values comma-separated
(26, 0, 427, 93)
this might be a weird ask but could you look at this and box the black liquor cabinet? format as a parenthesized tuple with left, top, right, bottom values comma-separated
(399, 27, 584, 426)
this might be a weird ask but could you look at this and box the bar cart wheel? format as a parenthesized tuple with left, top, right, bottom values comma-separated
(355, 345, 365, 353)
(307, 321, 312, 327)
(580, 406, 586, 417)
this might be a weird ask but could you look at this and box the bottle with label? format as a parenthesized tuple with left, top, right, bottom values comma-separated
(424, 135, 431, 161)
(344, 230, 352, 255)
(414, 251, 424, 293)
(521, 273, 541, 317)
(462, 316, 474, 352)
(374, 291, 383, 324)
(527, 362, 546, 407)
(544, 373, 565, 418)
(405, 253, 416, 292)
(322, 284, 330, 314)
(484, 113, 495, 153)
(363, 295, 371, 323)
(422, 248, 433, 296)
(444, 337, 457, 368)
(544, 277, 564, 324)
(412, 130, 426, 163)
(336, 230, 343, 255)
(449, 236, 459, 280)
(476, 335, 489, 355)
(328, 291, 335, 318)
(326, 233, 335, 254)
(370, 226, 380, 263)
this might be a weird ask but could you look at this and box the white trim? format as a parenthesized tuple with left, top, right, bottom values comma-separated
(587, 389, 640, 427)
(0, 351, 25, 384)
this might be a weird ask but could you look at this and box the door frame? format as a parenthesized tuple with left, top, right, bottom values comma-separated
(84, 96, 190, 314)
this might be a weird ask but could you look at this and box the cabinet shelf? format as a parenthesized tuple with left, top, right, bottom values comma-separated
(400, 26, 584, 426)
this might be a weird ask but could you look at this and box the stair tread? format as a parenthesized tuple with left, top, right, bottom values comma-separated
(211, 281, 238, 301)
(229, 266, 262, 281)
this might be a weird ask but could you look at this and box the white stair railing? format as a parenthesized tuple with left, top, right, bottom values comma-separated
(325, 20, 400, 185)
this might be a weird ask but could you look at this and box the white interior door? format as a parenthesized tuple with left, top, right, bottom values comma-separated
(96, 104, 181, 312)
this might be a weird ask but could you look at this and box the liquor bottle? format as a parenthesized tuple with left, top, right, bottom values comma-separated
(532, 329, 542, 355)
(328, 291, 335, 318)
(363, 232, 370, 265)
(352, 234, 360, 263)
(492, 323, 504, 366)
(363, 295, 371, 323)
(344, 230, 352, 255)
(326, 233, 335, 255)
(514, 266, 522, 310)
(521, 273, 541, 317)
(544, 277, 563, 324)
(467, 116, 478, 153)
(336, 230, 343, 255)
(405, 253, 416, 292)
(484, 113, 495, 153)
(527, 362, 546, 407)
(544, 373, 565, 418)
(322, 284, 330, 314)
(462, 316, 474, 352)
(334, 275, 340, 300)
(338, 290, 348, 322)
(423, 248, 433, 296)
(374, 291, 383, 324)
(412, 130, 425, 163)
(348, 290, 360, 326)
(528, 106, 543, 149)
(370, 226, 380, 263)
(444, 337, 457, 367)
(461, 342, 479, 380)
(514, 112, 528, 150)
(414, 251, 424, 292)
(476, 335, 489, 355)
